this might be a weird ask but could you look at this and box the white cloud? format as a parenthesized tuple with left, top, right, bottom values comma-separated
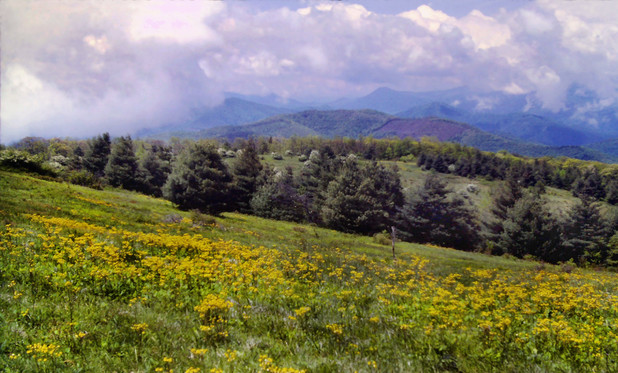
(518, 9, 554, 35)
(503, 82, 527, 95)
(236, 52, 285, 76)
(1, 65, 75, 141)
(2, 0, 618, 143)
(399, 5, 456, 33)
(458, 10, 511, 50)
(127, 1, 224, 44)
(572, 98, 616, 122)
(83, 35, 111, 54)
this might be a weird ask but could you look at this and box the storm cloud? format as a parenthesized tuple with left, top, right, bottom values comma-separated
(2, 0, 618, 143)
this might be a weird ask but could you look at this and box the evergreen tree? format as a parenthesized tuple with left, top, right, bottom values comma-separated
(321, 158, 404, 234)
(604, 177, 618, 205)
(231, 139, 263, 212)
(250, 166, 304, 222)
(296, 149, 338, 223)
(320, 157, 366, 233)
(140, 144, 172, 197)
(561, 197, 610, 264)
(485, 175, 523, 247)
(357, 161, 405, 231)
(105, 136, 143, 191)
(607, 233, 618, 267)
(68, 145, 84, 171)
(496, 192, 561, 261)
(163, 143, 233, 214)
(396, 173, 480, 251)
(572, 167, 605, 200)
(84, 133, 111, 177)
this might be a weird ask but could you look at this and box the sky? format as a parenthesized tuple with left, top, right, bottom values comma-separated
(2, 0, 618, 144)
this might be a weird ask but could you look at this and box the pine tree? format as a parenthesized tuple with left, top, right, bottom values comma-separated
(604, 177, 618, 205)
(250, 166, 304, 222)
(321, 158, 404, 234)
(496, 192, 561, 261)
(140, 144, 172, 197)
(561, 197, 610, 264)
(68, 145, 84, 171)
(296, 149, 338, 223)
(163, 143, 233, 214)
(320, 157, 366, 233)
(105, 136, 144, 191)
(231, 139, 263, 212)
(607, 233, 618, 267)
(104, 136, 138, 190)
(396, 173, 479, 251)
(485, 175, 523, 248)
(572, 167, 605, 200)
(357, 161, 404, 231)
(84, 133, 111, 177)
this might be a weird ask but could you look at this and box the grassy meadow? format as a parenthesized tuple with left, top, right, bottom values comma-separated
(1, 169, 617, 372)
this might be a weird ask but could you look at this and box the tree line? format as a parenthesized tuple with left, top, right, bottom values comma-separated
(2, 134, 618, 267)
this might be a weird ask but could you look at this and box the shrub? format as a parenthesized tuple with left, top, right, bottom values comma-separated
(66, 170, 104, 190)
(190, 210, 217, 226)
(0, 149, 56, 176)
(162, 214, 183, 224)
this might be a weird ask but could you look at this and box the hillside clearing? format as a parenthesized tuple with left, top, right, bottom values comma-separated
(1, 170, 617, 372)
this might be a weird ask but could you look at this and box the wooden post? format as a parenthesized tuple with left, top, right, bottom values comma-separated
(391, 226, 396, 260)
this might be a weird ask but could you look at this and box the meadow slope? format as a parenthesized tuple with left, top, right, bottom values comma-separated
(1, 170, 617, 372)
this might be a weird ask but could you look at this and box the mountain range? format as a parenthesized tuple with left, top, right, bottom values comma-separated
(137, 85, 618, 162)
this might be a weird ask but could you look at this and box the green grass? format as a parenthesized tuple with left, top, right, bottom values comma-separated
(1, 170, 617, 372)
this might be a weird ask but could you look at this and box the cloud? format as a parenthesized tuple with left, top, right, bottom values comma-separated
(2, 0, 618, 143)
(458, 10, 511, 50)
(399, 5, 456, 33)
(128, 0, 224, 44)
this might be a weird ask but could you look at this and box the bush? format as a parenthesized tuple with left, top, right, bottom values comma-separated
(162, 214, 183, 224)
(373, 231, 392, 246)
(0, 149, 56, 176)
(190, 210, 217, 226)
(66, 170, 104, 190)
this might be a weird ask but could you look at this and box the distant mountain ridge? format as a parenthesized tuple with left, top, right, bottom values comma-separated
(188, 109, 617, 163)
(396, 103, 604, 147)
(135, 85, 618, 162)
(585, 139, 618, 159)
(137, 97, 291, 138)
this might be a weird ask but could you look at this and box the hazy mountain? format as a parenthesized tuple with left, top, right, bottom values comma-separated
(585, 138, 618, 159)
(338, 85, 618, 143)
(190, 109, 616, 162)
(336, 87, 431, 114)
(137, 97, 291, 137)
(372, 117, 474, 141)
(520, 85, 618, 139)
(135, 84, 618, 154)
(197, 110, 392, 139)
(337, 86, 529, 115)
(397, 103, 604, 146)
(223, 92, 314, 110)
(397, 102, 468, 122)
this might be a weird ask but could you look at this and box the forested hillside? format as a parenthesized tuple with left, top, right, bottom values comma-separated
(3, 134, 618, 267)
(176, 110, 617, 163)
